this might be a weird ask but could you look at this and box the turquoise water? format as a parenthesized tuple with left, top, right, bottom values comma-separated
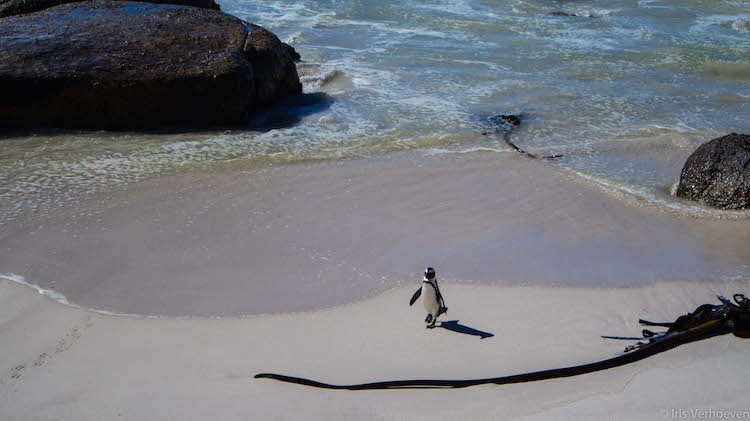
(2, 0, 750, 223)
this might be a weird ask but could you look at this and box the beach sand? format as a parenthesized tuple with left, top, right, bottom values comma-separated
(2, 278, 749, 420)
(2, 152, 750, 316)
(2, 151, 750, 420)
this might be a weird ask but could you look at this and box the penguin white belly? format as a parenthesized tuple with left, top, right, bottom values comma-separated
(422, 283, 439, 317)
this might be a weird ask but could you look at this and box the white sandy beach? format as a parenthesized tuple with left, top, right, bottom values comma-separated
(2, 277, 749, 420)
(2, 150, 750, 420)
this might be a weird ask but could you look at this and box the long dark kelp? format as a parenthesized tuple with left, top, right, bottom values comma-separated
(254, 294, 750, 390)
(487, 114, 564, 160)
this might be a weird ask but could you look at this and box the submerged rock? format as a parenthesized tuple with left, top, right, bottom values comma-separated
(0, 1, 301, 130)
(486, 114, 521, 133)
(0, 0, 219, 18)
(548, 11, 577, 17)
(675, 133, 750, 209)
(497, 114, 521, 127)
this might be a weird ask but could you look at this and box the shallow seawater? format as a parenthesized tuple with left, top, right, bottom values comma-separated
(2, 0, 750, 225)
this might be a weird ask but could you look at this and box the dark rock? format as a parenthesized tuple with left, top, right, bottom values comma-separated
(486, 114, 521, 134)
(245, 25, 304, 106)
(675, 133, 750, 209)
(0, 1, 302, 130)
(548, 11, 576, 17)
(283, 43, 301, 63)
(0, 0, 219, 18)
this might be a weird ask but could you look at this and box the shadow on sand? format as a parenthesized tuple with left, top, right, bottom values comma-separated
(439, 320, 494, 339)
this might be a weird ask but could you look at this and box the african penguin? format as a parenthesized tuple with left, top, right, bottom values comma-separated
(409, 267, 447, 328)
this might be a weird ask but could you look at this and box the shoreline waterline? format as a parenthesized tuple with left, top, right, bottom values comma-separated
(2, 151, 749, 317)
(2, 272, 749, 320)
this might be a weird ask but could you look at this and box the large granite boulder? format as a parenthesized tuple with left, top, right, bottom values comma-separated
(0, 1, 302, 129)
(675, 133, 750, 209)
(0, 0, 219, 18)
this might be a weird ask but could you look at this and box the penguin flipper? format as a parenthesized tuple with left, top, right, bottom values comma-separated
(409, 288, 422, 306)
(434, 279, 446, 308)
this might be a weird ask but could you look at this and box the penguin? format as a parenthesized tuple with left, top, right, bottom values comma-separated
(409, 267, 447, 328)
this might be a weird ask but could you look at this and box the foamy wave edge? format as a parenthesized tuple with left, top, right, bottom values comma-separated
(0, 272, 396, 320)
(0, 272, 70, 305)
(0, 273, 242, 320)
(567, 171, 750, 220)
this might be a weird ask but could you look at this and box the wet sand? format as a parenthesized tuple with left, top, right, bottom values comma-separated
(1, 151, 750, 316)
(1, 278, 749, 420)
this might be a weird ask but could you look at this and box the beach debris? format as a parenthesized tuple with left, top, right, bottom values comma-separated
(409, 267, 448, 329)
(487, 114, 564, 160)
(609, 293, 750, 349)
(254, 294, 750, 389)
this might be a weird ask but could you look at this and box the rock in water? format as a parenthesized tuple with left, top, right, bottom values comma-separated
(0, 0, 221, 18)
(675, 133, 750, 209)
(245, 23, 303, 105)
(283, 43, 302, 63)
(497, 114, 520, 127)
(548, 11, 577, 17)
(0, 1, 302, 130)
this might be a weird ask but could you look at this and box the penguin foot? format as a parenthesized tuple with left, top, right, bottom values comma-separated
(426, 324, 436, 329)
(425, 314, 433, 323)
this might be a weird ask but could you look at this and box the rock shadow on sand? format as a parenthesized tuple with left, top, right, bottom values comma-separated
(439, 320, 494, 339)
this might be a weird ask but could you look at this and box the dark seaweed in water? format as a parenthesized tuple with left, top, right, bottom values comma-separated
(490, 114, 521, 131)
(484, 113, 563, 159)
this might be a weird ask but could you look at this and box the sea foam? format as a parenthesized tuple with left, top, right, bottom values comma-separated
(0, 273, 70, 305)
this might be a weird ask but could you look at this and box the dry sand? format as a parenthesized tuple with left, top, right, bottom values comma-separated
(2, 278, 750, 420)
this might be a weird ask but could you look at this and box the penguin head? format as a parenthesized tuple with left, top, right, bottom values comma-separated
(424, 267, 436, 280)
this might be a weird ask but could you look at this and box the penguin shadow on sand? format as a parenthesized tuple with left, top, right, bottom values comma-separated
(437, 320, 494, 339)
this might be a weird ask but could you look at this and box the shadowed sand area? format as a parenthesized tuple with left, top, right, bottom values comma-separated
(1, 278, 749, 420)
(1, 151, 750, 316)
